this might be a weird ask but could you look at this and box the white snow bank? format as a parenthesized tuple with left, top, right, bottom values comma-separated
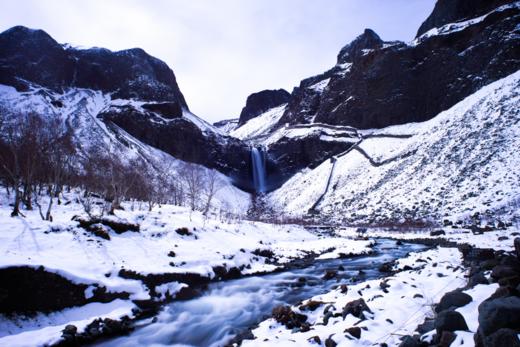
(245, 247, 466, 347)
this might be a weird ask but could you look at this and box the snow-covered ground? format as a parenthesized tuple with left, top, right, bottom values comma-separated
(0, 300, 135, 347)
(338, 226, 519, 253)
(231, 104, 287, 141)
(243, 247, 489, 347)
(268, 70, 520, 224)
(0, 192, 374, 347)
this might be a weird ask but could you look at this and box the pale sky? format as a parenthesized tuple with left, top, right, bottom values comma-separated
(1, 0, 436, 123)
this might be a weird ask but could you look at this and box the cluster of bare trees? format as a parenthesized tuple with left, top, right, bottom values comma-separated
(0, 111, 75, 220)
(0, 109, 223, 219)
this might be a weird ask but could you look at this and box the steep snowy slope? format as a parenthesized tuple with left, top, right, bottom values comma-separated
(0, 26, 253, 189)
(0, 84, 250, 212)
(230, 104, 287, 141)
(269, 71, 520, 224)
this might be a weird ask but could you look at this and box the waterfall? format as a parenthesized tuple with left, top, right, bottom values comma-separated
(251, 147, 267, 193)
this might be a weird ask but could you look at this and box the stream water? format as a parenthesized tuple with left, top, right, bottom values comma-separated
(96, 240, 426, 347)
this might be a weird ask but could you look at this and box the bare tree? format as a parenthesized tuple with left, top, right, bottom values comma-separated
(0, 111, 42, 216)
(179, 162, 204, 212)
(202, 169, 222, 216)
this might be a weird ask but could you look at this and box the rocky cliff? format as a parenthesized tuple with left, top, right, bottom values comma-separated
(276, 0, 520, 129)
(0, 26, 254, 187)
(238, 89, 290, 125)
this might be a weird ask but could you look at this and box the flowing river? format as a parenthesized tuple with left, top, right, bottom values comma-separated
(95, 240, 426, 347)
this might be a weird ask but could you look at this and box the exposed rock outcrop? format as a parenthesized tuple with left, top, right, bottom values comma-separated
(0, 26, 187, 106)
(416, 0, 515, 37)
(277, 2, 520, 129)
(238, 89, 290, 125)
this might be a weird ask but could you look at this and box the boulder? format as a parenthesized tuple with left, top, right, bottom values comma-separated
(491, 265, 519, 281)
(342, 298, 372, 319)
(398, 335, 421, 347)
(271, 305, 308, 330)
(481, 328, 520, 347)
(322, 270, 338, 280)
(435, 310, 469, 334)
(435, 290, 473, 313)
(417, 318, 435, 334)
(477, 296, 520, 336)
(378, 262, 394, 273)
(438, 331, 457, 347)
(468, 271, 489, 287)
(324, 336, 337, 347)
(344, 326, 361, 339)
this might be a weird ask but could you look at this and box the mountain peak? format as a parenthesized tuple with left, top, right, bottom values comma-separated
(337, 28, 383, 64)
(416, 0, 515, 37)
(238, 89, 290, 125)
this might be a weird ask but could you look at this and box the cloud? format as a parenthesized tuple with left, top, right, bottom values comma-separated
(0, 0, 435, 122)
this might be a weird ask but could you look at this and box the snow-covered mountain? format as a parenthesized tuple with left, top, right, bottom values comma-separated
(268, 71, 520, 224)
(0, 25, 257, 191)
(0, 84, 250, 213)
(226, 0, 520, 223)
(233, 1, 520, 137)
(1, 0, 519, 216)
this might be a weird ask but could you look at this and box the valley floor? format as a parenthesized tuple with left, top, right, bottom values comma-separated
(0, 192, 518, 346)
(0, 191, 371, 347)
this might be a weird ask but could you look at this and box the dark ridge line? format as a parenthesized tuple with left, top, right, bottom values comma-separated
(364, 133, 413, 139)
(352, 146, 417, 167)
(308, 157, 338, 213)
(288, 122, 358, 132)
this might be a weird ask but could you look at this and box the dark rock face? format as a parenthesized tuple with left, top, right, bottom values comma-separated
(0, 26, 187, 105)
(266, 133, 354, 189)
(99, 107, 252, 187)
(278, 4, 520, 129)
(416, 0, 515, 37)
(238, 89, 290, 125)
(0, 26, 261, 188)
(337, 29, 383, 64)
(435, 290, 473, 313)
